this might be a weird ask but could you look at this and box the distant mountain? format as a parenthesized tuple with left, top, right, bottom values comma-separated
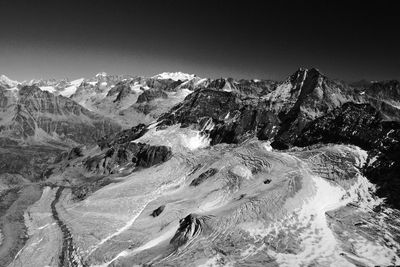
(152, 71, 197, 81)
(0, 75, 19, 88)
(0, 84, 121, 145)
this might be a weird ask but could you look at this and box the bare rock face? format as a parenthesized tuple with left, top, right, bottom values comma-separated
(55, 147, 84, 162)
(292, 103, 384, 149)
(136, 89, 168, 103)
(190, 168, 218, 186)
(170, 214, 210, 249)
(158, 88, 280, 144)
(97, 123, 147, 149)
(271, 68, 363, 144)
(151, 205, 165, 217)
(145, 78, 183, 92)
(0, 85, 122, 144)
(85, 142, 172, 174)
(367, 80, 400, 100)
(365, 80, 400, 121)
(113, 84, 134, 103)
(0, 137, 62, 182)
(206, 77, 276, 96)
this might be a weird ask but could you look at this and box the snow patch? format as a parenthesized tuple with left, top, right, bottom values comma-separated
(95, 72, 107, 78)
(70, 78, 84, 86)
(230, 165, 252, 180)
(130, 84, 143, 93)
(59, 78, 84, 97)
(60, 85, 78, 97)
(39, 86, 56, 93)
(135, 124, 210, 151)
(263, 141, 273, 151)
(179, 131, 210, 151)
(195, 78, 208, 86)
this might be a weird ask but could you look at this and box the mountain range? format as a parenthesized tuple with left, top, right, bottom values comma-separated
(0, 69, 399, 266)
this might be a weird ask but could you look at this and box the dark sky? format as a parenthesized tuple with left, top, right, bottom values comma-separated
(0, 0, 399, 81)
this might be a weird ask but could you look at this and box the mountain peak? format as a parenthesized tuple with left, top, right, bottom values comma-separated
(0, 74, 19, 88)
(152, 72, 196, 81)
(95, 72, 108, 78)
(292, 67, 322, 76)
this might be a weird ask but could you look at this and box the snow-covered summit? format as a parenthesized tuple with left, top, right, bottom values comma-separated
(95, 72, 108, 78)
(0, 74, 19, 88)
(58, 78, 84, 97)
(152, 72, 196, 81)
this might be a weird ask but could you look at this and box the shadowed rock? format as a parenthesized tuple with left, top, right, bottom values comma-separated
(170, 214, 210, 249)
(85, 142, 172, 173)
(97, 123, 147, 149)
(136, 89, 168, 103)
(190, 168, 218, 186)
(151, 205, 165, 217)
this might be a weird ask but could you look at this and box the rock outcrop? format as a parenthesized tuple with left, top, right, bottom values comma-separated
(190, 168, 218, 186)
(85, 142, 172, 174)
(136, 89, 168, 103)
(151, 205, 165, 217)
(170, 214, 210, 249)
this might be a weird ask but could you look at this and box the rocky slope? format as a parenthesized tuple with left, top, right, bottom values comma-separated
(292, 102, 400, 208)
(0, 85, 121, 145)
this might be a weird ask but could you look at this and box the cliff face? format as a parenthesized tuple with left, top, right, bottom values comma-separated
(268, 68, 364, 143)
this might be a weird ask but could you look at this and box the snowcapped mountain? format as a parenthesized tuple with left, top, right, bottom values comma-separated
(60, 78, 85, 97)
(152, 71, 196, 81)
(0, 74, 19, 88)
(95, 71, 108, 78)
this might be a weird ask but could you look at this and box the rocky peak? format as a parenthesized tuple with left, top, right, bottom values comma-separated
(289, 68, 323, 90)
(207, 78, 237, 92)
(95, 72, 108, 78)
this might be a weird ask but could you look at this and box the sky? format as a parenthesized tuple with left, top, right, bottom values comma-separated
(0, 0, 399, 81)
